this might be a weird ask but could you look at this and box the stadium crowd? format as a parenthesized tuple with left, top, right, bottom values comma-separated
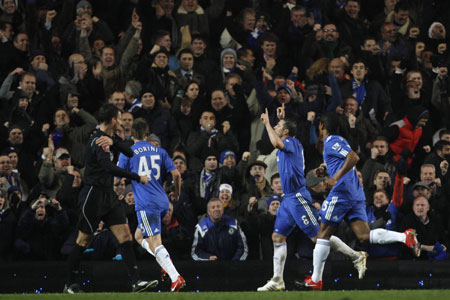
(0, 0, 450, 263)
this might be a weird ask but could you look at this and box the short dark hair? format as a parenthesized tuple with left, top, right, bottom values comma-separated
(132, 118, 149, 140)
(320, 112, 340, 135)
(282, 118, 297, 137)
(352, 58, 368, 69)
(237, 47, 250, 59)
(435, 140, 450, 152)
(100, 46, 115, 57)
(0, 21, 12, 31)
(177, 48, 194, 60)
(19, 72, 36, 82)
(439, 129, 450, 139)
(394, 0, 409, 13)
(191, 33, 208, 43)
(97, 103, 119, 124)
(372, 136, 389, 144)
(259, 32, 279, 46)
(270, 173, 280, 185)
(152, 30, 171, 45)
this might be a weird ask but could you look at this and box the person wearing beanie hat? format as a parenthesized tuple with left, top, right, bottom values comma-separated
(266, 194, 281, 215)
(259, 106, 367, 292)
(133, 88, 180, 153)
(220, 48, 237, 80)
(29, 48, 55, 93)
(219, 150, 236, 167)
(147, 133, 161, 147)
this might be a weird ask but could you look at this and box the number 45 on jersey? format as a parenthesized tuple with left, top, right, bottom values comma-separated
(138, 155, 161, 181)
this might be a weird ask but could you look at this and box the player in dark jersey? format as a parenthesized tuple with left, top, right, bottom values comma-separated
(63, 104, 157, 293)
(296, 112, 420, 290)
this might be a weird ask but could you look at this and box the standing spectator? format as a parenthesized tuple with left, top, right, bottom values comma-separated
(14, 195, 69, 260)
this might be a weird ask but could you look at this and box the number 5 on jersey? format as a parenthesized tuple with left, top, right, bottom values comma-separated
(138, 155, 161, 181)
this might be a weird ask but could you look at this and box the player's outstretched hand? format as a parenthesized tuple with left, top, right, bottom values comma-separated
(139, 175, 149, 185)
(96, 136, 113, 147)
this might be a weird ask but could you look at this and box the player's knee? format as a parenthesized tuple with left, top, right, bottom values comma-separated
(356, 232, 370, 243)
(272, 233, 286, 244)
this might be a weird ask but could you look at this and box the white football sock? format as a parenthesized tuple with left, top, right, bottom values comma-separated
(370, 229, 406, 244)
(155, 245, 180, 282)
(330, 235, 358, 260)
(311, 239, 330, 283)
(141, 239, 155, 256)
(272, 242, 287, 282)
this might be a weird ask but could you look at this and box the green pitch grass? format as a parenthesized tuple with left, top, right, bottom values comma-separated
(2, 290, 450, 300)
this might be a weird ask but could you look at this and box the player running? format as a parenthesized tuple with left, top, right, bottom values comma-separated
(64, 104, 157, 293)
(117, 118, 185, 292)
(257, 105, 368, 292)
(296, 113, 420, 290)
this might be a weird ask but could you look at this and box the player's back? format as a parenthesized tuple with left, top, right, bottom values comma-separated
(323, 135, 365, 200)
(119, 141, 175, 211)
(84, 130, 115, 187)
(277, 136, 307, 195)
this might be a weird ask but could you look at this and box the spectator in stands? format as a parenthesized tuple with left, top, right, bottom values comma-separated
(191, 35, 221, 88)
(175, 0, 223, 38)
(0, 153, 20, 193)
(399, 196, 448, 259)
(161, 200, 193, 260)
(151, 30, 179, 71)
(14, 194, 69, 260)
(305, 168, 327, 210)
(124, 80, 142, 113)
(50, 107, 97, 168)
(0, 188, 16, 260)
(365, 169, 392, 206)
(424, 140, 450, 179)
(257, 32, 292, 77)
(191, 198, 248, 261)
(175, 49, 205, 90)
(139, 47, 177, 104)
(38, 145, 71, 198)
(108, 91, 126, 112)
(341, 59, 391, 124)
(361, 136, 396, 188)
(385, 1, 414, 37)
(132, 90, 180, 153)
(337, 96, 380, 153)
(186, 110, 239, 172)
(190, 149, 219, 215)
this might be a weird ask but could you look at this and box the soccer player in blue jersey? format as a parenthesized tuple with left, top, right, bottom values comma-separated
(258, 106, 368, 292)
(117, 118, 185, 292)
(296, 113, 420, 290)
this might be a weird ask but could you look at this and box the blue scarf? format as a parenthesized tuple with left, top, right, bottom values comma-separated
(352, 79, 366, 106)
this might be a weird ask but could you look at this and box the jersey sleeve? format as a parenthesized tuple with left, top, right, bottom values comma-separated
(116, 152, 130, 173)
(94, 141, 140, 181)
(162, 150, 176, 173)
(326, 137, 352, 159)
(281, 137, 295, 153)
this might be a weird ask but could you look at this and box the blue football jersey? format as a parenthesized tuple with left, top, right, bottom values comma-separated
(277, 136, 306, 196)
(323, 135, 365, 200)
(117, 141, 175, 211)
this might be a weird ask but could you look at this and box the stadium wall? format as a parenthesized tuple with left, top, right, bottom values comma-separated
(1, 260, 449, 293)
